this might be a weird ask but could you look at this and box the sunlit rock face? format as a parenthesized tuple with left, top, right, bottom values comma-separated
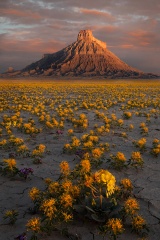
(18, 30, 158, 78)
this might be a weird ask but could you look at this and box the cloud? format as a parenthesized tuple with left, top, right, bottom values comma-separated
(79, 8, 115, 21)
(0, 0, 160, 74)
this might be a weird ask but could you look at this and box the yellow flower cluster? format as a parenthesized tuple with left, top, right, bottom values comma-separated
(123, 111, 132, 119)
(151, 139, 160, 157)
(62, 212, 73, 222)
(92, 148, 104, 159)
(132, 215, 146, 231)
(40, 198, 57, 220)
(80, 159, 91, 173)
(29, 187, 40, 201)
(120, 178, 133, 191)
(130, 151, 143, 167)
(94, 169, 116, 197)
(26, 217, 41, 233)
(3, 158, 16, 170)
(124, 198, 139, 215)
(48, 181, 60, 194)
(32, 144, 46, 157)
(60, 193, 73, 208)
(60, 161, 70, 175)
(135, 138, 146, 150)
(107, 218, 124, 236)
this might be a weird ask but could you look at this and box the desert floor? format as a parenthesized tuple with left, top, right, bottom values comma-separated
(0, 78, 160, 240)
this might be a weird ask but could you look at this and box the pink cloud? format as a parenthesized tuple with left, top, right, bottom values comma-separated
(0, 37, 65, 54)
(79, 8, 115, 20)
(120, 44, 135, 49)
(0, 8, 42, 20)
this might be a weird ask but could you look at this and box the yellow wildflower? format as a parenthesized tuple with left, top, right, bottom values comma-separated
(132, 215, 146, 231)
(48, 182, 60, 194)
(120, 178, 133, 191)
(94, 169, 116, 197)
(84, 175, 94, 188)
(68, 129, 73, 135)
(80, 159, 91, 173)
(107, 218, 124, 236)
(116, 152, 126, 162)
(83, 141, 93, 149)
(60, 161, 70, 175)
(3, 158, 16, 170)
(92, 148, 103, 159)
(62, 181, 72, 191)
(124, 198, 139, 215)
(29, 187, 40, 201)
(60, 194, 73, 208)
(40, 198, 57, 220)
(62, 212, 73, 222)
(26, 217, 41, 233)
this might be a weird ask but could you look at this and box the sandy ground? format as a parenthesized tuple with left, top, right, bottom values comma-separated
(0, 79, 160, 240)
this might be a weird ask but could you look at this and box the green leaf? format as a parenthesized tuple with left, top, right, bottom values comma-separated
(85, 206, 96, 213)
(91, 213, 105, 222)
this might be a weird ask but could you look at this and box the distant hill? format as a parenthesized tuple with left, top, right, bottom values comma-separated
(1, 30, 159, 79)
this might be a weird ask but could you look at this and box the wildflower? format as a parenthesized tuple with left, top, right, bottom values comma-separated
(38, 144, 46, 152)
(120, 178, 133, 191)
(121, 132, 127, 138)
(40, 198, 57, 220)
(79, 113, 87, 119)
(140, 122, 146, 128)
(63, 143, 72, 152)
(151, 145, 160, 157)
(68, 129, 73, 135)
(83, 141, 93, 149)
(153, 138, 159, 147)
(132, 215, 146, 231)
(84, 175, 94, 188)
(0, 139, 7, 146)
(3, 158, 16, 171)
(116, 152, 126, 161)
(117, 119, 124, 126)
(56, 129, 63, 135)
(48, 181, 60, 194)
(106, 218, 124, 237)
(123, 112, 132, 119)
(71, 137, 80, 148)
(60, 194, 73, 208)
(130, 152, 143, 168)
(62, 181, 72, 191)
(129, 124, 134, 130)
(124, 198, 139, 215)
(92, 148, 103, 159)
(60, 161, 70, 175)
(44, 178, 52, 185)
(134, 138, 146, 150)
(62, 212, 73, 222)
(80, 159, 91, 173)
(70, 185, 80, 198)
(26, 217, 41, 233)
(110, 152, 126, 169)
(3, 209, 19, 224)
(14, 232, 27, 240)
(29, 187, 40, 201)
(94, 169, 116, 197)
(19, 168, 33, 179)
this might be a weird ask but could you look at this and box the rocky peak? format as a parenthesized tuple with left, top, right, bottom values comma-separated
(77, 30, 93, 41)
(17, 29, 159, 79)
(77, 29, 107, 49)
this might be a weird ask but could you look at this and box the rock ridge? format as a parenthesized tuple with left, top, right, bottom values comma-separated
(1, 29, 159, 79)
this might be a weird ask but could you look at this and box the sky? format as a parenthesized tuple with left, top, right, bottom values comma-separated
(0, 0, 160, 74)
